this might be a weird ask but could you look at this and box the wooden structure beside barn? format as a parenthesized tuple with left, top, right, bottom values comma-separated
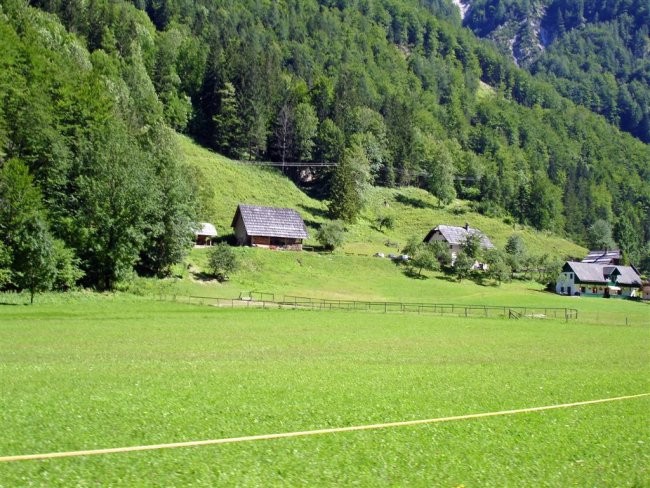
(231, 204, 308, 251)
(195, 222, 218, 246)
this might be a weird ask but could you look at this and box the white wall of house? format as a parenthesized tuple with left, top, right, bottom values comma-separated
(556, 272, 577, 295)
(555, 272, 610, 296)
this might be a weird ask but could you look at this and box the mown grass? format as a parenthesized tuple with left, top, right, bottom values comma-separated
(0, 297, 648, 485)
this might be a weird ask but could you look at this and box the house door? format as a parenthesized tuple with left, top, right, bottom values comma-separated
(567, 287, 572, 296)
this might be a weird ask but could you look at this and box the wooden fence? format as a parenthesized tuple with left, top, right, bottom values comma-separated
(164, 293, 578, 322)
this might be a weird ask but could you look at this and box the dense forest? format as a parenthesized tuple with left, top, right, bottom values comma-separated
(0, 0, 649, 294)
(463, 0, 650, 143)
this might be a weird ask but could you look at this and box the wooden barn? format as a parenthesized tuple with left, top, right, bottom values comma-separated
(231, 204, 308, 250)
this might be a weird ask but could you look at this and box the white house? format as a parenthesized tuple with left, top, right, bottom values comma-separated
(556, 261, 642, 298)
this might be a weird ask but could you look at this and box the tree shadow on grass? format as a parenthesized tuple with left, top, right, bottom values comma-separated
(298, 204, 329, 219)
(435, 274, 458, 283)
(395, 193, 436, 210)
(402, 267, 429, 280)
(303, 218, 321, 232)
(191, 271, 225, 283)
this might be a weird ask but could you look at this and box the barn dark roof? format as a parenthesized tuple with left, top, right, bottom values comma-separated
(582, 250, 621, 264)
(424, 224, 494, 249)
(232, 204, 308, 239)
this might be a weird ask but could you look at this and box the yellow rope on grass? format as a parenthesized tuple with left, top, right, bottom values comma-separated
(1, 392, 647, 463)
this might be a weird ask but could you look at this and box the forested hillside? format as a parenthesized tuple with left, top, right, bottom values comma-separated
(463, 0, 650, 143)
(0, 0, 649, 294)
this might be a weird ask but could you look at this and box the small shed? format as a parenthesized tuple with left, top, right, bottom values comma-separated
(195, 222, 218, 246)
(231, 204, 308, 251)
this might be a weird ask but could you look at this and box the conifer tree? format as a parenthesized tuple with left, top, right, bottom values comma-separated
(328, 143, 370, 223)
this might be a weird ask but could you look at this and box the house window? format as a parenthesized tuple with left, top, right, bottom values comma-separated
(449, 244, 453, 249)
(569, 273, 573, 279)
(560, 286, 564, 293)
(617, 289, 622, 295)
(592, 288, 597, 294)
(581, 287, 586, 293)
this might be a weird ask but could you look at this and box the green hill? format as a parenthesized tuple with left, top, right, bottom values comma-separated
(171, 134, 598, 307)
(180, 134, 585, 260)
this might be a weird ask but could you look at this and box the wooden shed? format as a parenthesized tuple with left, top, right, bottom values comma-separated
(195, 222, 218, 246)
(231, 204, 308, 251)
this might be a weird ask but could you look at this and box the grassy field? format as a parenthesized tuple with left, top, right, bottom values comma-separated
(0, 296, 648, 486)
(160, 246, 648, 327)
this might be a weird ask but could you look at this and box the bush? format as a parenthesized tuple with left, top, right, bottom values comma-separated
(375, 214, 395, 232)
(408, 244, 439, 277)
(316, 221, 345, 251)
(453, 252, 474, 282)
(207, 243, 238, 282)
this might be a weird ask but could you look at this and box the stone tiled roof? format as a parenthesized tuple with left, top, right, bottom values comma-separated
(424, 224, 494, 249)
(232, 204, 308, 239)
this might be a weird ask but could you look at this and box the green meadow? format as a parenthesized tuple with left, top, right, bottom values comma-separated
(0, 296, 648, 486)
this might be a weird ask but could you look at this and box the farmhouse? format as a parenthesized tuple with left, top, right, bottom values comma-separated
(423, 223, 494, 261)
(195, 222, 218, 246)
(556, 261, 642, 298)
(231, 204, 308, 250)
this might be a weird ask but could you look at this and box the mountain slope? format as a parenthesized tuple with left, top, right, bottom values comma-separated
(462, 0, 650, 142)
(1, 0, 648, 296)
